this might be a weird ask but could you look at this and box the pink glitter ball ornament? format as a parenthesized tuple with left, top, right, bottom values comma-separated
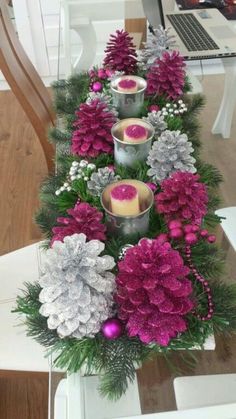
(146, 51, 186, 99)
(149, 104, 160, 112)
(146, 182, 157, 192)
(71, 99, 117, 158)
(101, 318, 123, 340)
(51, 202, 106, 245)
(115, 237, 194, 346)
(156, 171, 208, 226)
(92, 81, 103, 92)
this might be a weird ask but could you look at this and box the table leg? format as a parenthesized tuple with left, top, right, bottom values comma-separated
(212, 57, 236, 139)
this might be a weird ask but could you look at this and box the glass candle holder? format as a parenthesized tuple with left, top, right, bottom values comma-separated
(112, 118, 155, 168)
(110, 75, 147, 118)
(101, 179, 154, 237)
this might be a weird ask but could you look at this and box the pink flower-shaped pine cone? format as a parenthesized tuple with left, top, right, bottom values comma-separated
(147, 51, 186, 100)
(51, 202, 106, 245)
(115, 237, 194, 346)
(156, 171, 208, 226)
(71, 99, 117, 158)
(103, 30, 138, 74)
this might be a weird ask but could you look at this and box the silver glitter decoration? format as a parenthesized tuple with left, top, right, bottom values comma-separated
(87, 167, 120, 197)
(107, 70, 125, 81)
(147, 130, 196, 182)
(143, 111, 167, 138)
(39, 233, 116, 339)
(140, 26, 176, 70)
(86, 92, 118, 116)
(118, 244, 134, 260)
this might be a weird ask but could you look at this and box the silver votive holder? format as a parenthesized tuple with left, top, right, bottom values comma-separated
(110, 75, 147, 118)
(101, 179, 154, 237)
(112, 118, 155, 168)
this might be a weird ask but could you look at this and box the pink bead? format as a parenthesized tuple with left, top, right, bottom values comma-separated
(168, 220, 182, 230)
(207, 314, 212, 319)
(206, 287, 211, 293)
(92, 81, 103, 92)
(183, 225, 193, 234)
(185, 233, 198, 245)
(98, 68, 107, 79)
(200, 229, 209, 238)
(202, 316, 207, 321)
(192, 268, 198, 274)
(191, 225, 200, 233)
(203, 281, 209, 286)
(169, 228, 183, 240)
(207, 235, 216, 244)
(209, 308, 214, 314)
(149, 104, 160, 112)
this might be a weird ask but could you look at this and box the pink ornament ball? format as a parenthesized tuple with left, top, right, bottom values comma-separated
(101, 318, 123, 340)
(92, 81, 103, 92)
(185, 233, 198, 246)
(168, 220, 182, 230)
(146, 182, 157, 192)
(207, 234, 216, 244)
(183, 224, 194, 234)
(200, 229, 209, 238)
(169, 228, 183, 240)
(191, 225, 200, 233)
(149, 104, 160, 112)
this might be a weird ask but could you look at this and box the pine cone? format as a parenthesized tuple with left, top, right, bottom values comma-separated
(71, 99, 117, 158)
(143, 110, 167, 138)
(140, 26, 176, 70)
(115, 236, 194, 346)
(87, 167, 120, 197)
(51, 202, 106, 245)
(156, 171, 208, 225)
(39, 233, 116, 339)
(103, 30, 138, 74)
(147, 51, 186, 99)
(147, 130, 196, 182)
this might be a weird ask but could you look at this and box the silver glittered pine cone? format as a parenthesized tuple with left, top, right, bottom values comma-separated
(147, 130, 197, 182)
(39, 233, 116, 339)
(87, 167, 120, 197)
(143, 111, 167, 138)
(140, 26, 176, 70)
(86, 92, 118, 116)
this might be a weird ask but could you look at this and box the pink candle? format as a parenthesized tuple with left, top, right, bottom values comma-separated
(123, 124, 148, 143)
(110, 184, 140, 216)
(117, 79, 138, 93)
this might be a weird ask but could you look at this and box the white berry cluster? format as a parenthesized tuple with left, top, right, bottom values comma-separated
(161, 100, 188, 118)
(55, 160, 96, 196)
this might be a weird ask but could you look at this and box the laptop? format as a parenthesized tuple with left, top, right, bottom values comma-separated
(165, 8, 236, 60)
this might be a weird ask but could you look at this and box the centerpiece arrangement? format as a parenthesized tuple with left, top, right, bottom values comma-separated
(15, 28, 236, 400)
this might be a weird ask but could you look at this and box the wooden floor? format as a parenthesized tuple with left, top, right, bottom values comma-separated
(0, 75, 236, 417)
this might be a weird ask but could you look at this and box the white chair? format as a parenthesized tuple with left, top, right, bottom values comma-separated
(215, 207, 236, 251)
(174, 373, 236, 410)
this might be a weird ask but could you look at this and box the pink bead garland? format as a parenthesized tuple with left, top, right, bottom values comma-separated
(185, 245, 214, 321)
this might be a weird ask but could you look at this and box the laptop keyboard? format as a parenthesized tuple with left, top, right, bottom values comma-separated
(167, 13, 220, 52)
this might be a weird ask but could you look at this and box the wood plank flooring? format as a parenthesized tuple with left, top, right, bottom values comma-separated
(0, 75, 236, 418)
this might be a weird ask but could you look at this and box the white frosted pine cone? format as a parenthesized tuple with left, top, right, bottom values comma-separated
(39, 233, 116, 339)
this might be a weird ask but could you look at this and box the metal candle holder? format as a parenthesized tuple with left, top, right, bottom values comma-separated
(111, 118, 155, 168)
(101, 179, 154, 237)
(110, 75, 147, 118)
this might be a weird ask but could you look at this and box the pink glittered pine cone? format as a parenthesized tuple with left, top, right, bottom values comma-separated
(103, 30, 138, 74)
(156, 171, 208, 225)
(147, 50, 186, 100)
(51, 202, 106, 245)
(115, 237, 194, 346)
(71, 99, 117, 158)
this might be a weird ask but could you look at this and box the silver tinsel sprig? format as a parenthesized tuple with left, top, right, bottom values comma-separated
(55, 160, 96, 196)
(140, 26, 176, 70)
(39, 233, 116, 339)
(147, 130, 196, 182)
(143, 111, 167, 138)
(87, 167, 120, 197)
